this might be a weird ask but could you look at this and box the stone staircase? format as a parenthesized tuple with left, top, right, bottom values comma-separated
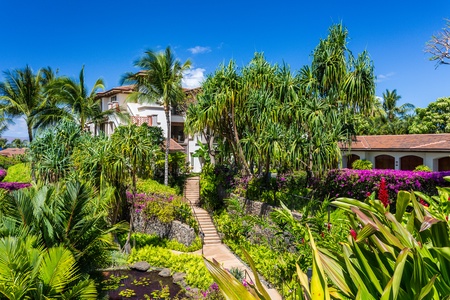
(184, 176, 200, 205)
(184, 176, 221, 245)
(193, 206, 222, 245)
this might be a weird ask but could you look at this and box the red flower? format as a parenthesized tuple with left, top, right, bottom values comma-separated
(350, 229, 357, 240)
(327, 223, 331, 231)
(419, 198, 429, 207)
(378, 177, 389, 207)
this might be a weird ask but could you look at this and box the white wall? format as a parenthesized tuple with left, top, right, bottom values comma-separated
(341, 150, 450, 171)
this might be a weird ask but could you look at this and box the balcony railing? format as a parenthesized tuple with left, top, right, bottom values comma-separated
(132, 116, 153, 126)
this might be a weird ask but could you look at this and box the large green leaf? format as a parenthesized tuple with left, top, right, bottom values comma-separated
(203, 257, 259, 300)
(395, 191, 411, 222)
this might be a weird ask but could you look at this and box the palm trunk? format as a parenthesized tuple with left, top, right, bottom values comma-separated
(164, 108, 170, 186)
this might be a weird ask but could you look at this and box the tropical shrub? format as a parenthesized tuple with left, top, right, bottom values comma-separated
(415, 164, 432, 172)
(118, 232, 202, 252)
(0, 234, 97, 299)
(0, 181, 119, 272)
(314, 189, 450, 299)
(351, 159, 372, 170)
(0, 182, 31, 191)
(0, 155, 20, 170)
(315, 169, 450, 203)
(3, 162, 31, 182)
(200, 163, 235, 211)
(136, 178, 177, 195)
(128, 191, 198, 231)
(128, 246, 213, 290)
(29, 121, 82, 183)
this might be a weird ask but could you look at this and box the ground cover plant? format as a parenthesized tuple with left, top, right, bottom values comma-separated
(128, 246, 214, 290)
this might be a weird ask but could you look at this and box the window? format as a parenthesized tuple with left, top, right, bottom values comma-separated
(151, 115, 158, 125)
(111, 96, 117, 102)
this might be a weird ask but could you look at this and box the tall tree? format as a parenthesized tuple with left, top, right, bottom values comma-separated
(37, 66, 109, 131)
(381, 89, 414, 122)
(121, 47, 191, 185)
(426, 19, 450, 66)
(0, 66, 52, 142)
(409, 96, 450, 133)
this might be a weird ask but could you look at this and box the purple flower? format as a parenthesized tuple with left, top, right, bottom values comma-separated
(0, 182, 31, 191)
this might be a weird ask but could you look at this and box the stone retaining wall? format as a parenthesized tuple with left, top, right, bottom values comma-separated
(133, 213, 196, 246)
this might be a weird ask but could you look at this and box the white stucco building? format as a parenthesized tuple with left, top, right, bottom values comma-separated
(341, 134, 450, 171)
(93, 85, 204, 173)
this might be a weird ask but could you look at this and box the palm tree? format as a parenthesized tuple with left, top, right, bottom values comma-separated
(0, 65, 52, 142)
(381, 89, 415, 122)
(38, 66, 110, 131)
(121, 47, 191, 185)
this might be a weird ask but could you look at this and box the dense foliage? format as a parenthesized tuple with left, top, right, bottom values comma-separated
(128, 246, 213, 290)
(314, 169, 450, 203)
(186, 24, 376, 179)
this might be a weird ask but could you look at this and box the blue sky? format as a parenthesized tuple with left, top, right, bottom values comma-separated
(1, 0, 450, 138)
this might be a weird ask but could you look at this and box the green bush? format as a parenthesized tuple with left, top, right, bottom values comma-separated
(414, 164, 432, 172)
(136, 178, 177, 195)
(128, 246, 213, 290)
(4, 163, 31, 182)
(118, 232, 202, 252)
(0, 155, 21, 169)
(351, 159, 373, 170)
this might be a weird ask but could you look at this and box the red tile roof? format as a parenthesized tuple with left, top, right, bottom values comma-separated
(96, 85, 135, 98)
(0, 148, 27, 157)
(342, 134, 450, 152)
(164, 138, 185, 152)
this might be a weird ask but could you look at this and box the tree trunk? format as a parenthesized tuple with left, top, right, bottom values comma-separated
(164, 107, 170, 186)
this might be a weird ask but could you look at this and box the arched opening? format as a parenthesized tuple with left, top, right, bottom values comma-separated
(400, 155, 423, 171)
(375, 155, 395, 169)
(346, 154, 360, 169)
(438, 157, 450, 171)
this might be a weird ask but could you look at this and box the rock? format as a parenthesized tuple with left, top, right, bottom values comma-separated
(130, 261, 150, 272)
(158, 268, 171, 277)
(172, 272, 186, 283)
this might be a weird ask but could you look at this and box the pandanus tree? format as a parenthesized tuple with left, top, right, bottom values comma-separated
(106, 124, 163, 251)
(121, 47, 191, 186)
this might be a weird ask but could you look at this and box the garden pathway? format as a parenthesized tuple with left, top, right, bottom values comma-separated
(184, 179, 282, 299)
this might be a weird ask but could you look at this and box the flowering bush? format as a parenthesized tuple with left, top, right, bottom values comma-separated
(0, 169, 6, 181)
(126, 191, 198, 231)
(0, 182, 31, 191)
(314, 169, 450, 203)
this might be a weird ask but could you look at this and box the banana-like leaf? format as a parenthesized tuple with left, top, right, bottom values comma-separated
(395, 191, 410, 222)
(333, 198, 378, 213)
(380, 248, 408, 300)
(242, 248, 272, 300)
(203, 257, 259, 300)
(307, 226, 330, 300)
(420, 216, 442, 232)
(356, 223, 378, 243)
(351, 241, 383, 294)
(318, 249, 353, 298)
(416, 275, 438, 300)
(296, 264, 312, 300)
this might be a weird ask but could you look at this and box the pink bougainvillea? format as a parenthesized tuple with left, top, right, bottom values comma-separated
(378, 177, 389, 207)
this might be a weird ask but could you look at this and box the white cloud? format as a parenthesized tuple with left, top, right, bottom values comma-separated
(182, 68, 205, 88)
(187, 46, 211, 54)
(376, 72, 395, 83)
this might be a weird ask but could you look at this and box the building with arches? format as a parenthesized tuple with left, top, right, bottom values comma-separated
(341, 134, 450, 171)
